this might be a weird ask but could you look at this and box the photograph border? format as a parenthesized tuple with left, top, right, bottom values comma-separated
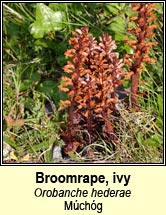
(1, 0, 165, 166)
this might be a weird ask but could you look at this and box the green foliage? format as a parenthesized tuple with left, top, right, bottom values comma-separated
(37, 80, 60, 103)
(20, 72, 41, 91)
(30, 3, 67, 38)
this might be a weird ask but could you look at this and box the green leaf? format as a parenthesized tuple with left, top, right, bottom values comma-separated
(20, 79, 33, 91)
(30, 3, 66, 39)
(125, 10, 138, 17)
(114, 32, 127, 41)
(110, 16, 126, 33)
(20, 73, 41, 91)
(37, 80, 58, 97)
(105, 4, 119, 14)
(35, 39, 56, 49)
(144, 134, 163, 148)
(3, 118, 7, 131)
(49, 3, 67, 12)
(31, 72, 41, 83)
(122, 44, 134, 54)
(68, 152, 83, 162)
(136, 132, 144, 144)
(4, 136, 17, 148)
(155, 116, 163, 130)
(109, 16, 127, 42)
(24, 97, 34, 109)
(157, 94, 163, 116)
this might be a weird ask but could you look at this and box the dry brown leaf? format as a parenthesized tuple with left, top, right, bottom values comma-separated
(5, 116, 24, 127)
(9, 151, 18, 161)
(87, 147, 94, 158)
(21, 154, 30, 162)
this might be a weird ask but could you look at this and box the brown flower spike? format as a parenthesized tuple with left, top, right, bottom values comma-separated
(59, 27, 125, 154)
(124, 3, 158, 111)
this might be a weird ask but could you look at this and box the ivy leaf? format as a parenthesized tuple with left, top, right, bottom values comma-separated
(37, 80, 59, 102)
(49, 3, 67, 12)
(30, 3, 66, 39)
(20, 72, 41, 91)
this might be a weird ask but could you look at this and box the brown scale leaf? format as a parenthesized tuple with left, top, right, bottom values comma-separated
(60, 100, 71, 107)
(58, 85, 70, 92)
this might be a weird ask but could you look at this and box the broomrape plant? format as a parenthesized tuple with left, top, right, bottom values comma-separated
(59, 27, 128, 154)
(124, 3, 158, 111)
(59, 3, 158, 155)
